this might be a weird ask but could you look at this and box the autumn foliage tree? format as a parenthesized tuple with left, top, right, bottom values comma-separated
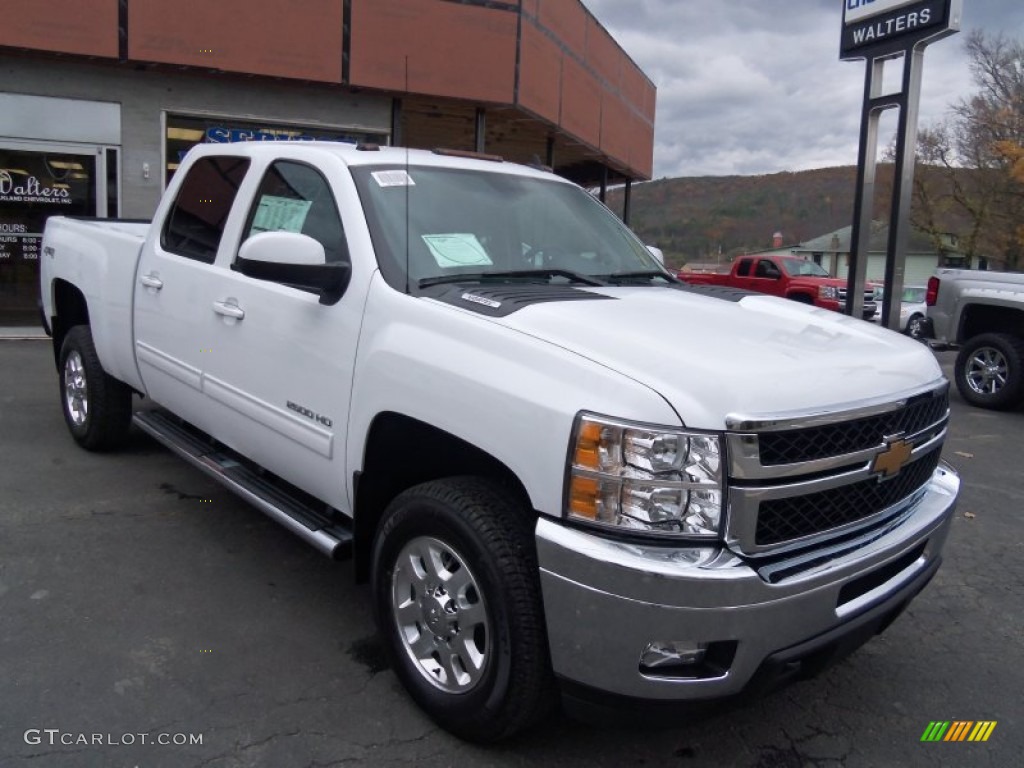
(912, 31, 1024, 269)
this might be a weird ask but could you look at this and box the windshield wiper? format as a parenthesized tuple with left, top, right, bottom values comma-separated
(418, 269, 606, 289)
(598, 270, 677, 284)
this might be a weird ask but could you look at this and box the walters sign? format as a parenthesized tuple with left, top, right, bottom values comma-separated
(840, 0, 959, 58)
(0, 170, 72, 205)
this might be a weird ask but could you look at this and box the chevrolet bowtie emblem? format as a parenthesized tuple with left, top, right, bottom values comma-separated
(872, 438, 914, 479)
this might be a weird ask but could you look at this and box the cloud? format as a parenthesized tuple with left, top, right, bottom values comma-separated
(584, 0, 1024, 177)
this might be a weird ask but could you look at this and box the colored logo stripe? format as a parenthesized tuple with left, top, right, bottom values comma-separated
(921, 721, 996, 742)
(969, 722, 997, 742)
(945, 721, 973, 741)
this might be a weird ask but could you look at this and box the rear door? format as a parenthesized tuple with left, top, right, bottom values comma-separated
(134, 155, 251, 433)
(733, 257, 754, 291)
(749, 258, 785, 297)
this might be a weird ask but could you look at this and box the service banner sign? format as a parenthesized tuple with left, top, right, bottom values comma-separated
(841, 0, 958, 59)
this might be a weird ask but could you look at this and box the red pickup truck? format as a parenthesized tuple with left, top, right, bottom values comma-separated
(679, 254, 877, 319)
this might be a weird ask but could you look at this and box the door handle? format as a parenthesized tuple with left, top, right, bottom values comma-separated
(212, 300, 245, 320)
(140, 274, 163, 290)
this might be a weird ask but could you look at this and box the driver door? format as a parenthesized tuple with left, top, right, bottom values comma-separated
(199, 159, 361, 508)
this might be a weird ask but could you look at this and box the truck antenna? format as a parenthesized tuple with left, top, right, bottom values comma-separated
(404, 55, 411, 296)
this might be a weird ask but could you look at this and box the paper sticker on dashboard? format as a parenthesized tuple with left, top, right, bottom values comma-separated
(422, 233, 493, 267)
(251, 196, 312, 234)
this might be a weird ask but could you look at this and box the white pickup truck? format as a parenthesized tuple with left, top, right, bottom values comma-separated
(40, 142, 959, 741)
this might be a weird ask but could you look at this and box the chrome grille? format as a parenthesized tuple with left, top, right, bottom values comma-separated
(755, 448, 941, 545)
(726, 383, 949, 554)
(759, 390, 949, 465)
(836, 288, 876, 303)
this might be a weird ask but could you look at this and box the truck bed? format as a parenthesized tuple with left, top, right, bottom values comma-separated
(40, 216, 151, 391)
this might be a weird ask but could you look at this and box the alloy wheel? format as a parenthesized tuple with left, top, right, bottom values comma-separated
(390, 536, 490, 693)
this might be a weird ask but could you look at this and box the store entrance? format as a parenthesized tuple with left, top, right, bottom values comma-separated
(0, 143, 115, 326)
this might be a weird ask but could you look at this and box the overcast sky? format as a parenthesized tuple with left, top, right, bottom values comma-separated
(584, 0, 1024, 178)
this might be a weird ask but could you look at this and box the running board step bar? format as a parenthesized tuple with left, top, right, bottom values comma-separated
(133, 409, 353, 560)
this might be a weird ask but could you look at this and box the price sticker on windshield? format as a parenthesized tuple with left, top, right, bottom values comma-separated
(371, 170, 415, 188)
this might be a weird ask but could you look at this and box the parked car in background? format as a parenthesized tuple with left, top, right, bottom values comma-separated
(679, 255, 878, 319)
(873, 285, 928, 339)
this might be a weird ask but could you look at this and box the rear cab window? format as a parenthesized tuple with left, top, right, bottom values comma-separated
(161, 156, 251, 263)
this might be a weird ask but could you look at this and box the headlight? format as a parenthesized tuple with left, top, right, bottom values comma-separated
(818, 285, 838, 300)
(566, 414, 724, 538)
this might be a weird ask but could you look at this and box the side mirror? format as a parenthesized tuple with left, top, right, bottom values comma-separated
(646, 245, 664, 265)
(235, 231, 350, 305)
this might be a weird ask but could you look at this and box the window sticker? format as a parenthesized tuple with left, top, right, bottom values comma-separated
(422, 233, 493, 267)
(251, 195, 312, 234)
(371, 170, 415, 188)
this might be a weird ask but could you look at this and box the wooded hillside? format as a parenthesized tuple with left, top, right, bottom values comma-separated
(609, 165, 893, 268)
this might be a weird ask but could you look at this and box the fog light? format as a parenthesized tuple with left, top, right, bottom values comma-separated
(640, 640, 707, 671)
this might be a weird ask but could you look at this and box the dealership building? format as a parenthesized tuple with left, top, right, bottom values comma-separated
(0, 0, 656, 326)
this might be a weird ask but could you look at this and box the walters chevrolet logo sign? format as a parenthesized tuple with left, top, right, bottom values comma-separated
(0, 170, 73, 205)
(840, 0, 957, 58)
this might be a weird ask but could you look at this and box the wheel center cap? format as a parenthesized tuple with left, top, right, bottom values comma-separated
(423, 593, 453, 632)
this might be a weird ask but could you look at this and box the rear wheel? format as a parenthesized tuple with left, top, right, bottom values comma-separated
(954, 333, 1024, 410)
(59, 325, 133, 450)
(906, 314, 927, 341)
(371, 477, 554, 742)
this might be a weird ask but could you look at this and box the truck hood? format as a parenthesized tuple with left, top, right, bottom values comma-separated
(497, 286, 941, 430)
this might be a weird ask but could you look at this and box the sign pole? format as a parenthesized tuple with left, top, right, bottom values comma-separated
(840, 0, 961, 327)
(881, 47, 926, 328)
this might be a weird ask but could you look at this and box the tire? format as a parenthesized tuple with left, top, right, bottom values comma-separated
(788, 294, 814, 304)
(58, 325, 133, 450)
(954, 333, 1024, 410)
(905, 314, 927, 341)
(371, 477, 554, 742)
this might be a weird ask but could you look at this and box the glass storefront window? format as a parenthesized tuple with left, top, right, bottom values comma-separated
(0, 149, 97, 325)
(165, 114, 388, 184)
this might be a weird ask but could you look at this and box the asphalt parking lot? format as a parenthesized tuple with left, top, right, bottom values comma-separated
(1, 338, 1021, 768)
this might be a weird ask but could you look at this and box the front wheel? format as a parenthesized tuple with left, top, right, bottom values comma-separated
(954, 333, 1024, 410)
(371, 477, 554, 742)
(58, 325, 133, 450)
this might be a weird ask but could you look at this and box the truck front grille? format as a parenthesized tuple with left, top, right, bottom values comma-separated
(837, 288, 876, 304)
(759, 390, 949, 465)
(755, 448, 942, 545)
(726, 383, 949, 555)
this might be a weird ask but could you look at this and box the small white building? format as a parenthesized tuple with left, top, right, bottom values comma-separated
(791, 222, 968, 286)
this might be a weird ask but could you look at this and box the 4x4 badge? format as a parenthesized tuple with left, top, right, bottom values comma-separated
(872, 437, 913, 479)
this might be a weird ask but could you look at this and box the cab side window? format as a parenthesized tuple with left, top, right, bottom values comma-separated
(162, 156, 250, 263)
(243, 161, 348, 264)
(736, 258, 752, 277)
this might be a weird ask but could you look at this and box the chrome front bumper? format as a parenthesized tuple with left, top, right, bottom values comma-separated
(537, 463, 959, 701)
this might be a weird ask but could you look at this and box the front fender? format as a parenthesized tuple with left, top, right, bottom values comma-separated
(346, 276, 680, 516)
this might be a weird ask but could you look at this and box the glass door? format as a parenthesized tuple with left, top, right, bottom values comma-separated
(0, 143, 111, 326)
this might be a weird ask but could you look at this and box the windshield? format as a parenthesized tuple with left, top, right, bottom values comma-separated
(902, 286, 926, 303)
(350, 165, 661, 289)
(779, 257, 830, 277)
